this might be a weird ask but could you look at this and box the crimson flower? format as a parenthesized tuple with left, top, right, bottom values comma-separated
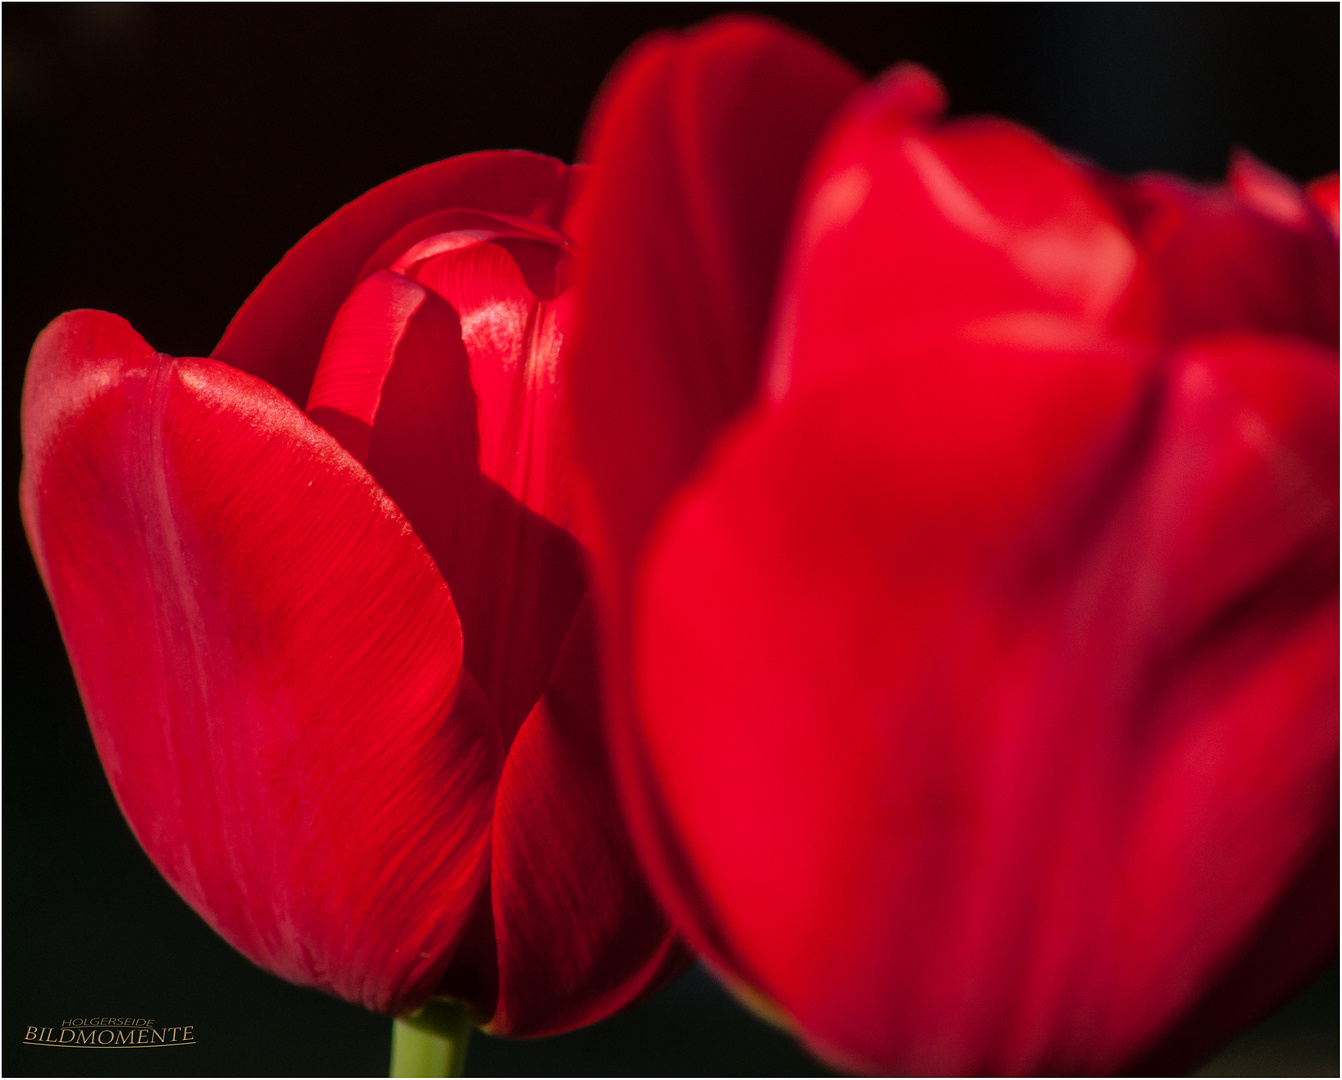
(570, 17, 1338, 1074)
(20, 150, 686, 1034)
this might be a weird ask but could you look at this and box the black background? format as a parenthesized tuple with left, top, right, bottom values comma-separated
(4, 4, 1338, 1076)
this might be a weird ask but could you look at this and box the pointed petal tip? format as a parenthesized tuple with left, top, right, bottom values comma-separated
(1228, 148, 1315, 230)
(868, 62, 948, 125)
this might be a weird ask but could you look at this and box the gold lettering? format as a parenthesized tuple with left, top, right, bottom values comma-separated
(151, 1028, 166, 1044)
(24, 1027, 36, 1042)
(77, 1030, 95, 1045)
(58, 1029, 75, 1044)
(183, 1025, 194, 1043)
(97, 1030, 114, 1045)
(115, 1030, 133, 1045)
(136, 1029, 148, 1044)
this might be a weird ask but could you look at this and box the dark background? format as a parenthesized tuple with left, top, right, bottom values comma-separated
(4, 4, 1338, 1075)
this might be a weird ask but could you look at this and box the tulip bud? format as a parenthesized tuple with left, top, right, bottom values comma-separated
(21, 151, 687, 1036)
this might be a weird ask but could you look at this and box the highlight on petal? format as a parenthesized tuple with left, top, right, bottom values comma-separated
(631, 331, 1337, 1074)
(21, 310, 503, 1016)
(307, 269, 587, 746)
(358, 206, 578, 285)
(214, 151, 581, 406)
(1228, 150, 1318, 229)
(487, 600, 692, 1037)
(395, 228, 584, 538)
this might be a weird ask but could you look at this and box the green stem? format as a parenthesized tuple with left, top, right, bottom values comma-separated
(390, 999, 472, 1077)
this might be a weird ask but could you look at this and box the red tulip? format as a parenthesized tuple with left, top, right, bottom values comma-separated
(20, 150, 686, 1034)
(571, 17, 1338, 1074)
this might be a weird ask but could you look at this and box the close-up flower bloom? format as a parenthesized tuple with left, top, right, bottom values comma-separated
(10, 6, 1338, 1076)
(20, 150, 685, 1039)
(570, 16, 1339, 1076)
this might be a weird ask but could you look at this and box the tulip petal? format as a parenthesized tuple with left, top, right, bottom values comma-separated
(21, 310, 504, 1016)
(1128, 836, 1339, 1074)
(399, 235, 585, 537)
(1098, 164, 1339, 348)
(569, 13, 860, 972)
(306, 270, 435, 462)
(1228, 150, 1318, 230)
(571, 14, 862, 577)
(214, 151, 580, 405)
(487, 598, 691, 1037)
(768, 70, 1161, 398)
(310, 275, 587, 744)
(633, 332, 1337, 1073)
(1307, 173, 1340, 236)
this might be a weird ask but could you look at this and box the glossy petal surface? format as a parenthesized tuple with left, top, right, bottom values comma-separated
(21, 310, 503, 1015)
(396, 230, 584, 537)
(215, 151, 581, 404)
(635, 330, 1337, 1074)
(306, 253, 587, 746)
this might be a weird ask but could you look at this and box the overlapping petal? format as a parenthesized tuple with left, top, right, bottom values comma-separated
(394, 228, 584, 537)
(299, 162, 685, 1031)
(306, 252, 587, 748)
(21, 310, 503, 1016)
(1092, 156, 1339, 349)
(569, 13, 862, 971)
(214, 151, 582, 406)
(488, 599, 693, 1037)
(767, 66, 1161, 398)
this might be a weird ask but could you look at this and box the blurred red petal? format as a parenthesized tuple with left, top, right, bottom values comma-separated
(769, 73, 1159, 397)
(1307, 173, 1340, 236)
(633, 330, 1336, 1073)
(21, 310, 503, 1016)
(569, 12, 861, 972)
(1228, 149, 1317, 229)
(1129, 836, 1339, 1074)
(213, 151, 580, 405)
(488, 599, 690, 1037)
(571, 14, 861, 578)
(1101, 167, 1338, 348)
